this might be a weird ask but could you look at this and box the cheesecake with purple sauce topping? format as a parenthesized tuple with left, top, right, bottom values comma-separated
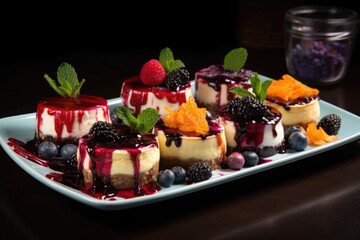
(195, 48, 254, 117)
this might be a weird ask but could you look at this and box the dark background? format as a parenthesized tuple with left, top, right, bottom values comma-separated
(1, 0, 359, 65)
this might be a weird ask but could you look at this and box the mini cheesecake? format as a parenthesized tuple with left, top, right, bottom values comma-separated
(264, 74, 320, 128)
(35, 95, 111, 144)
(120, 75, 193, 117)
(219, 108, 285, 157)
(77, 124, 160, 190)
(154, 118, 226, 170)
(195, 64, 253, 117)
(154, 96, 227, 170)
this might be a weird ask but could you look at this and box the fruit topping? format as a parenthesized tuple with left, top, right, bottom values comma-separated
(187, 162, 212, 183)
(317, 113, 341, 135)
(267, 74, 319, 103)
(44, 62, 85, 98)
(66, 154, 78, 169)
(88, 121, 121, 143)
(224, 96, 267, 124)
(303, 122, 338, 146)
(164, 68, 190, 90)
(162, 96, 209, 134)
(140, 59, 166, 86)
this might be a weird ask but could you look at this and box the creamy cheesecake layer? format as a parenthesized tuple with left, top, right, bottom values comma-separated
(264, 98, 320, 127)
(154, 119, 227, 170)
(36, 95, 110, 144)
(77, 134, 160, 190)
(120, 75, 193, 117)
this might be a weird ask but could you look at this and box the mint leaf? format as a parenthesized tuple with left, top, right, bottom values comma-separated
(229, 72, 272, 102)
(158, 47, 185, 74)
(250, 73, 272, 102)
(159, 47, 173, 67)
(168, 59, 185, 73)
(259, 79, 272, 102)
(223, 48, 248, 72)
(229, 86, 255, 98)
(115, 107, 159, 134)
(44, 62, 85, 98)
(137, 108, 159, 133)
(115, 107, 138, 130)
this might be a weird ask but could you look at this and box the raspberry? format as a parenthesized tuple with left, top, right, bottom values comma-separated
(140, 59, 166, 86)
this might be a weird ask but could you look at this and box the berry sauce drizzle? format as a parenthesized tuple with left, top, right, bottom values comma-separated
(36, 95, 110, 144)
(195, 64, 253, 92)
(121, 75, 191, 116)
(7, 135, 160, 200)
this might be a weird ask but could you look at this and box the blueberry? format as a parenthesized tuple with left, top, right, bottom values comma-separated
(38, 141, 58, 159)
(157, 169, 175, 187)
(171, 166, 187, 184)
(227, 152, 245, 170)
(284, 125, 301, 142)
(60, 144, 78, 160)
(242, 151, 259, 167)
(288, 131, 308, 151)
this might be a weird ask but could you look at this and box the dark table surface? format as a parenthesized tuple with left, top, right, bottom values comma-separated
(1, 46, 360, 240)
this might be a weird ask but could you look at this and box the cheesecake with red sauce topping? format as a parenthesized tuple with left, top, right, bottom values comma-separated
(121, 75, 192, 117)
(36, 62, 111, 144)
(120, 47, 193, 117)
(36, 95, 110, 144)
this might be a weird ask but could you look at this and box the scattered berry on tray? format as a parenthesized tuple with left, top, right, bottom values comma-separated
(157, 169, 176, 187)
(187, 162, 212, 183)
(243, 151, 259, 167)
(317, 113, 341, 135)
(171, 166, 187, 184)
(227, 152, 245, 170)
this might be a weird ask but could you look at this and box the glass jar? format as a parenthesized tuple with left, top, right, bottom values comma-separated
(284, 6, 359, 85)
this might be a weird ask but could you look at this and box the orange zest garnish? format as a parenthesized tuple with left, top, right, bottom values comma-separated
(267, 74, 319, 102)
(302, 122, 338, 146)
(162, 96, 209, 134)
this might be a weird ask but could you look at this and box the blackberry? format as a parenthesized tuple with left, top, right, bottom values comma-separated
(88, 121, 121, 143)
(164, 68, 190, 91)
(317, 113, 341, 135)
(225, 96, 267, 124)
(187, 162, 212, 183)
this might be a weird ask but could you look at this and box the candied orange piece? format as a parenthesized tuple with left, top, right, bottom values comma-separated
(267, 74, 319, 102)
(162, 96, 209, 134)
(304, 122, 338, 146)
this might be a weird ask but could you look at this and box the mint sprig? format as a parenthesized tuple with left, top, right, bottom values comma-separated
(159, 47, 185, 74)
(44, 62, 85, 98)
(229, 73, 272, 102)
(223, 48, 248, 72)
(115, 107, 159, 134)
